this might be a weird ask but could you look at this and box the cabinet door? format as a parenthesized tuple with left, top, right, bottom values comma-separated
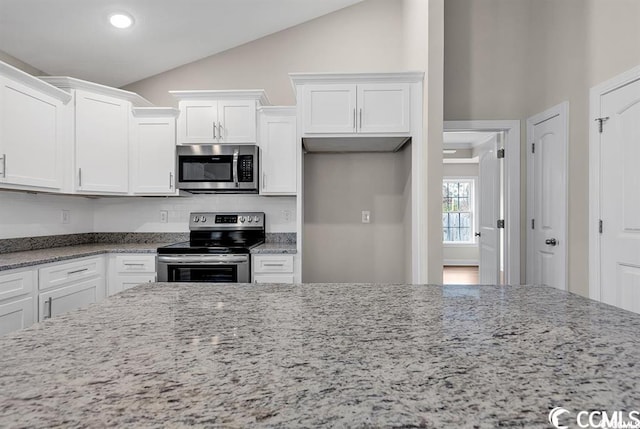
(254, 274, 294, 284)
(130, 116, 176, 194)
(0, 296, 35, 336)
(356, 83, 411, 134)
(38, 276, 104, 321)
(109, 274, 156, 296)
(218, 100, 256, 143)
(75, 90, 130, 193)
(302, 84, 356, 134)
(0, 76, 62, 189)
(176, 101, 218, 144)
(259, 112, 297, 195)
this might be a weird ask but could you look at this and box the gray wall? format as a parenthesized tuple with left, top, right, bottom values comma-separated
(444, 0, 640, 296)
(303, 149, 411, 283)
(123, 0, 405, 106)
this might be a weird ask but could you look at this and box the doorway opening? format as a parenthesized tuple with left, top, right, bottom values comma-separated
(443, 121, 521, 285)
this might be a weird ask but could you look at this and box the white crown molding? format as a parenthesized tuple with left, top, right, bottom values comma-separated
(169, 89, 271, 106)
(258, 105, 296, 115)
(39, 76, 154, 107)
(288, 71, 425, 93)
(0, 61, 72, 103)
(132, 107, 179, 117)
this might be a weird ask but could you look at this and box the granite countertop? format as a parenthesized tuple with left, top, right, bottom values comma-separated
(1, 283, 639, 427)
(0, 243, 165, 271)
(251, 243, 297, 254)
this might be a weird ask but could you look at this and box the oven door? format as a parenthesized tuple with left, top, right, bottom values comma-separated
(157, 254, 250, 283)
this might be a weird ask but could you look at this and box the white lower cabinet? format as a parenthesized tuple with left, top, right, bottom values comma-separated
(38, 256, 105, 321)
(252, 254, 295, 284)
(0, 267, 37, 336)
(38, 277, 103, 320)
(107, 253, 156, 296)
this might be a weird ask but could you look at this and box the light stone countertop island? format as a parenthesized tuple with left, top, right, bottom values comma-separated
(0, 283, 639, 428)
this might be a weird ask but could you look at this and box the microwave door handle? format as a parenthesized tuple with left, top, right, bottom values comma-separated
(232, 149, 239, 187)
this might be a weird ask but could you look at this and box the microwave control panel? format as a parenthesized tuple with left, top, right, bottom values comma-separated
(238, 155, 254, 182)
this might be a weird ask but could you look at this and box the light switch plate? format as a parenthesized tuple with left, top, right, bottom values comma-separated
(362, 210, 371, 223)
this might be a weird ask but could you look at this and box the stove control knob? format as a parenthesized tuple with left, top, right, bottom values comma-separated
(254, 216, 260, 223)
(247, 217, 253, 223)
(239, 216, 245, 223)
(193, 216, 199, 222)
(200, 216, 207, 223)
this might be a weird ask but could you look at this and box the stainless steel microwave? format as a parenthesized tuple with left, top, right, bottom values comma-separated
(176, 145, 259, 193)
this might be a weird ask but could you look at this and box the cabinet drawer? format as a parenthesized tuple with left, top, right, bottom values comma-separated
(254, 274, 294, 284)
(253, 255, 294, 273)
(0, 296, 35, 336)
(114, 255, 156, 273)
(0, 268, 36, 301)
(39, 256, 104, 291)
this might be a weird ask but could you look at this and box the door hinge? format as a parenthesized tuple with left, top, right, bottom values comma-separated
(599, 219, 603, 234)
(595, 116, 610, 133)
(497, 148, 505, 159)
(497, 219, 505, 229)
(531, 219, 535, 230)
(531, 143, 535, 154)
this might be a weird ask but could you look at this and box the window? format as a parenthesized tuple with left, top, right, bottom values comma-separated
(442, 179, 475, 243)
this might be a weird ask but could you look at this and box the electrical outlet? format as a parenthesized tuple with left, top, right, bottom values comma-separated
(160, 210, 168, 223)
(61, 210, 70, 224)
(362, 210, 371, 224)
(282, 209, 292, 222)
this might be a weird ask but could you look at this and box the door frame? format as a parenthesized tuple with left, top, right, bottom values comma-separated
(589, 64, 640, 301)
(526, 101, 569, 290)
(443, 120, 521, 284)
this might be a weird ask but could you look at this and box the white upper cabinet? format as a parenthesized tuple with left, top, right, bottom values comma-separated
(0, 62, 71, 191)
(291, 73, 418, 137)
(259, 107, 297, 195)
(130, 108, 178, 195)
(170, 90, 270, 145)
(75, 90, 131, 193)
(40, 76, 153, 195)
(303, 84, 356, 134)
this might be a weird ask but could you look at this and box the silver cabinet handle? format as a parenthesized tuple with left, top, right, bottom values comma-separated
(353, 109, 356, 130)
(263, 263, 285, 267)
(263, 172, 266, 190)
(169, 172, 174, 190)
(68, 268, 88, 275)
(0, 153, 6, 178)
(124, 263, 145, 266)
(218, 122, 223, 140)
(78, 168, 82, 187)
(359, 108, 362, 129)
(213, 122, 217, 139)
(44, 297, 53, 320)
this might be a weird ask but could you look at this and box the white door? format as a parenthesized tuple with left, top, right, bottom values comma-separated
(357, 83, 411, 134)
(302, 84, 356, 134)
(477, 137, 501, 284)
(177, 100, 218, 144)
(218, 100, 256, 143)
(75, 90, 130, 193)
(130, 115, 176, 195)
(527, 103, 568, 290)
(599, 78, 640, 313)
(0, 76, 62, 189)
(259, 109, 297, 195)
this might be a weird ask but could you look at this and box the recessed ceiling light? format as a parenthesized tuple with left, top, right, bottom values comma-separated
(109, 13, 134, 29)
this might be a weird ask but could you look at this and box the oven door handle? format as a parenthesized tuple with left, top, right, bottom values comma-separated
(232, 149, 239, 188)
(157, 255, 249, 264)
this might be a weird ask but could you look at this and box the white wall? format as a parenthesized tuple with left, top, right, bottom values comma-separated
(93, 195, 296, 233)
(0, 191, 94, 239)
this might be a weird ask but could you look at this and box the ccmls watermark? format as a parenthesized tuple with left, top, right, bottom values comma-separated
(548, 407, 640, 429)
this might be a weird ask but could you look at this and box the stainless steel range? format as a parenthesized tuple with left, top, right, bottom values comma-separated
(156, 212, 265, 283)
